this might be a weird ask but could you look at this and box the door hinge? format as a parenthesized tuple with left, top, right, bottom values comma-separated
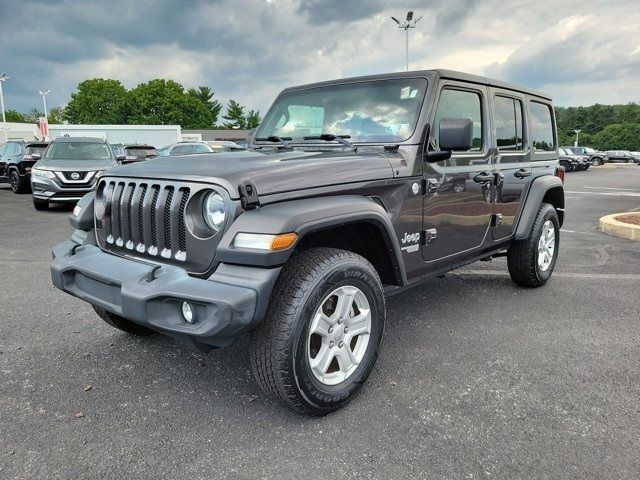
(239, 181, 260, 210)
(422, 178, 438, 196)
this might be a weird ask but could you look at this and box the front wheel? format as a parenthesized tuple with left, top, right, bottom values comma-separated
(507, 203, 559, 287)
(10, 171, 28, 193)
(250, 248, 385, 415)
(592, 157, 602, 166)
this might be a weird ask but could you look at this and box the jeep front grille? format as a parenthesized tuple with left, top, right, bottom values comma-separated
(95, 177, 229, 274)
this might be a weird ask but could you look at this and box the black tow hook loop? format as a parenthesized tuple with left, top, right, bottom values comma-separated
(146, 265, 161, 283)
(239, 181, 260, 210)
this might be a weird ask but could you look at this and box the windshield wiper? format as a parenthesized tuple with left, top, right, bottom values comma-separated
(254, 136, 292, 148)
(303, 133, 356, 151)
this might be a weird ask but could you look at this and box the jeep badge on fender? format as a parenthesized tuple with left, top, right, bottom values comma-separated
(51, 69, 564, 415)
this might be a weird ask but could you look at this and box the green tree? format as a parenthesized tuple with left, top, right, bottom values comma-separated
(591, 123, 640, 151)
(4, 109, 25, 122)
(48, 107, 64, 124)
(222, 100, 247, 129)
(188, 86, 222, 126)
(127, 79, 213, 128)
(246, 109, 261, 129)
(63, 78, 128, 124)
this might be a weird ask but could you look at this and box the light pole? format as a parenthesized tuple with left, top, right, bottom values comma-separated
(573, 129, 581, 147)
(0, 73, 9, 142)
(38, 89, 51, 120)
(391, 11, 422, 71)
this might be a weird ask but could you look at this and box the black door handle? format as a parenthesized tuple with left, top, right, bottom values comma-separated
(474, 172, 494, 183)
(514, 169, 531, 179)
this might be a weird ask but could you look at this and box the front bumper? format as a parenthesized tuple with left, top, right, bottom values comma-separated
(31, 175, 96, 203)
(51, 236, 281, 349)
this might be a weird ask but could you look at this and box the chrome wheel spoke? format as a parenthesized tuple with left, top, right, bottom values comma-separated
(537, 220, 556, 272)
(310, 344, 334, 376)
(307, 285, 372, 386)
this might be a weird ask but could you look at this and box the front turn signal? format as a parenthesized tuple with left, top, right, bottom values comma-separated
(233, 232, 298, 251)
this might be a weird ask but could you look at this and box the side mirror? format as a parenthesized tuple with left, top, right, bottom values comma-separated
(425, 118, 474, 163)
(116, 154, 126, 162)
(31, 153, 41, 161)
(439, 118, 473, 151)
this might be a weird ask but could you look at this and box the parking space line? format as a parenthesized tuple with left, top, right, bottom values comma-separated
(455, 270, 640, 280)
(565, 190, 640, 197)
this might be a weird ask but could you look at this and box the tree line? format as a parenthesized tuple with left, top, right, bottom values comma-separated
(7, 80, 640, 149)
(555, 102, 640, 151)
(6, 78, 260, 130)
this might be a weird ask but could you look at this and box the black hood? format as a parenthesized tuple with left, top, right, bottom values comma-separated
(103, 149, 395, 199)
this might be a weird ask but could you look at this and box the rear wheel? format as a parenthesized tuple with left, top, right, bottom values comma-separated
(250, 248, 385, 415)
(92, 305, 155, 336)
(507, 203, 559, 288)
(32, 197, 49, 210)
(10, 170, 28, 193)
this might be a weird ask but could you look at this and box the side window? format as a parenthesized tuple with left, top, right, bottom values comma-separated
(494, 96, 524, 151)
(0, 144, 6, 156)
(7, 143, 19, 156)
(192, 144, 210, 154)
(171, 145, 189, 155)
(529, 101, 555, 152)
(433, 88, 483, 152)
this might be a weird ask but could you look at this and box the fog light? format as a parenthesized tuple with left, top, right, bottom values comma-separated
(181, 301, 194, 323)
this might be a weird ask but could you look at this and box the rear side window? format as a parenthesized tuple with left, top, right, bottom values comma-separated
(494, 96, 524, 151)
(529, 101, 555, 152)
(433, 88, 483, 152)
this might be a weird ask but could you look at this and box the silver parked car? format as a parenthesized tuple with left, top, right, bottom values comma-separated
(156, 141, 214, 157)
(30, 137, 123, 210)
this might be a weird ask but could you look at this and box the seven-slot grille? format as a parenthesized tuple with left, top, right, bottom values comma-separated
(98, 179, 190, 262)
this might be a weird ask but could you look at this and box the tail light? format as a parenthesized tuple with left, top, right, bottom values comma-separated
(556, 165, 565, 183)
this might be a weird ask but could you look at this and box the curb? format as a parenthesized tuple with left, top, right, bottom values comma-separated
(599, 212, 640, 241)
(592, 164, 639, 169)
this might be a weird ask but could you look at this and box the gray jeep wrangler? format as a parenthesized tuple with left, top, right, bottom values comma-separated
(51, 70, 564, 415)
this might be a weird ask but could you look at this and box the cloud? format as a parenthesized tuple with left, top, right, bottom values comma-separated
(1, 0, 639, 116)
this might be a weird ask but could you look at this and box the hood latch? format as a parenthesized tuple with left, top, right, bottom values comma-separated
(239, 181, 260, 210)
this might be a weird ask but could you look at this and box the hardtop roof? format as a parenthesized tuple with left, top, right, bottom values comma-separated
(281, 69, 552, 101)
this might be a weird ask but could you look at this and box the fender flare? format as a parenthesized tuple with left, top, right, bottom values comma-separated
(216, 195, 406, 279)
(515, 176, 564, 240)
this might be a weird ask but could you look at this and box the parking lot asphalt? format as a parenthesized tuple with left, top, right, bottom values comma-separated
(1, 167, 639, 480)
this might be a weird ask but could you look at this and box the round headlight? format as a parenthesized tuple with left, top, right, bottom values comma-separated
(203, 191, 226, 232)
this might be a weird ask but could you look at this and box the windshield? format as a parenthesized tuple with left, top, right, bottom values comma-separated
(256, 78, 428, 144)
(45, 142, 112, 160)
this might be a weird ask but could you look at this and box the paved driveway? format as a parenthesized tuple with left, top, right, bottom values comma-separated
(1, 167, 639, 479)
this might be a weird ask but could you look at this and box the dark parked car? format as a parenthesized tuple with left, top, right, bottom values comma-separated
(558, 147, 586, 172)
(31, 137, 124, 210)
(51, 69, 564, 415)
(565, 146, 604, 166)
(603, 150, 639, 164)
(0, 140, 49, 193)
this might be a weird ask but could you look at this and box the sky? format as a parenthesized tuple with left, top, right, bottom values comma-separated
(2, 0, 640, 115)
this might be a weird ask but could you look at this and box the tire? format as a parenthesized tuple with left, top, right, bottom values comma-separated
(628, 158, 635, 164)
(92, 305, 155, 336)
(33, 197, 49, 210)
(592, 157, 602, 166)
(10, 170, 28, 193)
(250, 247, 385, 416)
(560, 161, 572, 172)
(507, 203, 559, 288)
